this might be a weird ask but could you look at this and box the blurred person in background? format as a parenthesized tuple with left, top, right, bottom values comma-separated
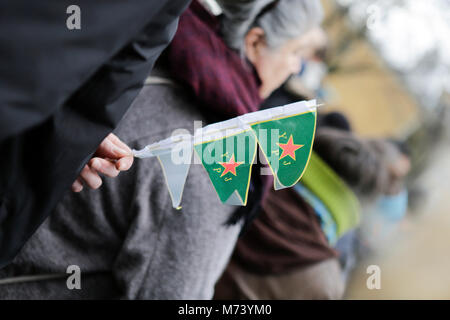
(0, 0, 324, 299)
(214, 126, 410, 299)
(356, 139, 411, 254)
(316, 128, 411, 284)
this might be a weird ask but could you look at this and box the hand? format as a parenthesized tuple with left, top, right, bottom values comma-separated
(71, 133, 134, 192)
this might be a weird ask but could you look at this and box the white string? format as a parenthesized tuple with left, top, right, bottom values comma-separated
(133, 99, 321, 158)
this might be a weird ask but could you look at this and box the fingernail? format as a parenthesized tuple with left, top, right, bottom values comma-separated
(92, 159, 100, 169)
(114, 145, 131, 156)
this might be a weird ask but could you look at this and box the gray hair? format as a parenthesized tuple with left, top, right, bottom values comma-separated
(216, 0, 324, 52)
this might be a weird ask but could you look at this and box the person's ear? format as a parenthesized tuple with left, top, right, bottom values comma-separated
(244, 27, 266, 64)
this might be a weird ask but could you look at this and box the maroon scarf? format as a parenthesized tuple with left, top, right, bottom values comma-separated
(233, 187, 337, 275)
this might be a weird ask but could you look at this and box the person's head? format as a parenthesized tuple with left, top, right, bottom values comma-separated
(314, 128, 411, 198)
(217, 0, 324, 99)
(367, 139, 411, 195)
(313, 128, 389, 197)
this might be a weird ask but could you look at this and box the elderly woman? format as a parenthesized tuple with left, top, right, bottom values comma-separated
(0, 0, 323, 299)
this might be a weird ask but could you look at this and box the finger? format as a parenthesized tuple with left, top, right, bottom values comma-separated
(71, 178, 84, 193)
(108, 133, 133, 154)
(89, 157, 120, 178)
(95, 136, 131, 159)
(80, 165, 103, 189)
(115, 155, 134, 171)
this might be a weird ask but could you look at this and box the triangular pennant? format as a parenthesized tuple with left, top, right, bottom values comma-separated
(245, 101, 316, 189)
(134, 135, 192, 209)
(193, 128, 257, 206)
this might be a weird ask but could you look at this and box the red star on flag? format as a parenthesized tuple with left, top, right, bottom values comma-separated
(277, 135, 304, 161)
(219, 154, 243, 177)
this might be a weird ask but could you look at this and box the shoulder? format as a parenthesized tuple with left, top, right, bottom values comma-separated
(115, 81, 205, 146)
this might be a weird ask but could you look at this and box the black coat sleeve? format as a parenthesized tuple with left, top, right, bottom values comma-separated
(0, 0, 190, 268)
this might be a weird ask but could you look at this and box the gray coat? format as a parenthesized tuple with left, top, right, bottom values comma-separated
(0, 78, 241, 299)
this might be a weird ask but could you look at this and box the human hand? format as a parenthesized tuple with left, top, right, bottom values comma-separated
(71, 133, 134, 192)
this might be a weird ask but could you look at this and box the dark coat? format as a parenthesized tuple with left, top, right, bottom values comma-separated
(0, 78, 241, 299)
(0, 0, 190, 268)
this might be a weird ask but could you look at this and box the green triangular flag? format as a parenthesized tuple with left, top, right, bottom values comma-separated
(193, 120, 257, 205)
(246, 101, 316, 189)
